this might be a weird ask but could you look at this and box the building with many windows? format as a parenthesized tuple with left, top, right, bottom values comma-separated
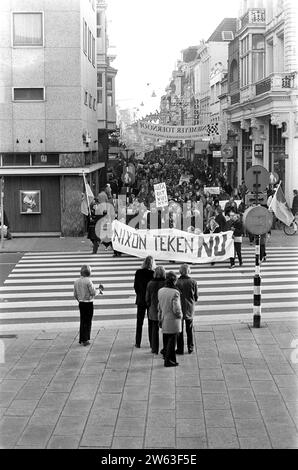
(96, 0, 117, 185)
(0, 0, 116, 236)
(225, 0, 298, 202)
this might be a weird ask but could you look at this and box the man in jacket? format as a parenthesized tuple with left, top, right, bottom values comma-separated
(176, 264, 198, 355)
(134, 256, 155, 348)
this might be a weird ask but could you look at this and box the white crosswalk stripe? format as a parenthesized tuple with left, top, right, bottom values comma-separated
(0, 247, 297, 328)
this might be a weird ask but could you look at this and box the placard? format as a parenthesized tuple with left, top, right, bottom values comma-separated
(154, 183, 168, 208)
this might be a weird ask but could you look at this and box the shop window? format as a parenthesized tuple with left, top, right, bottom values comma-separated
(13, 12, 43, 46)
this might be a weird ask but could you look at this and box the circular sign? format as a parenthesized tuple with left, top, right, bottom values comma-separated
(221, 144, 233, 158)
(245, 165, 270, 193)
(243, 206, 273, 235)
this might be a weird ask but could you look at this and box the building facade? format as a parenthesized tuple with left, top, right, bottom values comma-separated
(225, 0, 298, 202)
(0, 0, 116, 236)
(96, 0, 117, 187)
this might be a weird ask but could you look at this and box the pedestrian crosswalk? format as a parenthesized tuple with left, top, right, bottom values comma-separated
(0, 247, 297, 329)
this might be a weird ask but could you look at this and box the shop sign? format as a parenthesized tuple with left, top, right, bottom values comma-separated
(213, 151, 222, 158)
(254, 144, 264, 158)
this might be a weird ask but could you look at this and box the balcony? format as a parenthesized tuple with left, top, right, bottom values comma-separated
(240, 8, 266, 29)
(255, 73, 296, 96)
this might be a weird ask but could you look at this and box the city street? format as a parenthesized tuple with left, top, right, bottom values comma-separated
(0, 238, 297, 330)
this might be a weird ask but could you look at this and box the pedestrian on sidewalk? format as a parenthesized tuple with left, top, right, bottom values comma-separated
(134, 256, 155, 348)
(74, 265, 104, 346)
(158, 271, 182, 367)
(145, 266, 166, 354)
(176, 264, 198, 355)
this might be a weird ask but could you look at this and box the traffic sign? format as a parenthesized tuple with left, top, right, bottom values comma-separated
(221, 144, 233, 158)
(221, 159, 234, 163)
(245, 192, 267, 207)
(245, 165, 270, 193)
(243, 206, 273, 235)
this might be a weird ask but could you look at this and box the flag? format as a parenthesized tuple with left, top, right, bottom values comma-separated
(81, 174, 94, 216)
(269, 183, 294, 227)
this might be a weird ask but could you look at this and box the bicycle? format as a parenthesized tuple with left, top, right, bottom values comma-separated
(283, 213, 298, 236)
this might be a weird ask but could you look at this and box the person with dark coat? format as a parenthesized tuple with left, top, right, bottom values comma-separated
(158, 271, 182, 367)
(176, 265, 198, 355)
(292, 190, 298, 215)
(145, 266, 166, 354)
(226, 211, 244, 268)
(214, 207, 227, 232)
(87, 202, 101, 254)
(134, 256, 155, 348)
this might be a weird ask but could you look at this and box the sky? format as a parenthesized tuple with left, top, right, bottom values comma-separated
(107, 0, 241, 117)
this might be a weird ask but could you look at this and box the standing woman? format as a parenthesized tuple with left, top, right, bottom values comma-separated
(134, 256, 155, 348)
(74, 265, 104, 346)
(145, 266, 166, 354)
(158, 272, 182, 367)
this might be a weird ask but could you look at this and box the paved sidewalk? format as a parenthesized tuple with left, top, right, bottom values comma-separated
(0, 320, 298, 449)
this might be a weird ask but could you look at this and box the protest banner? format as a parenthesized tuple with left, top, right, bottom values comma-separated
(111, 220, 234, 264)
(204, 187, 220, 195)
(154, 183, 169, 209)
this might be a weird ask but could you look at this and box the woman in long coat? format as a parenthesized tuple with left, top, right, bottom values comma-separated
(158, 272, 182, 367)
(145, 266, 166, 354)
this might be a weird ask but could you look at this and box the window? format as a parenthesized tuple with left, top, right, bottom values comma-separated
(241, 36, 249, 55)
(88, 28, 91, 61)
(83, 20, 87, 54)
(97, 89, 103, 104)
(230, 59, 238, 83)
(252, 52, 265, 82)
(107, 93, 113, 107)
(97, 72, 103, 87)
(92, 35, 95, 66)
(222, 31, 234, 41)
(252, 34, 265, 50)
(84, 91, 88, 105)
(241, 55, 249, 86)
(13, 88, 44, 101)
(13, 12, 43, 46)
(107, 77, 113, 91)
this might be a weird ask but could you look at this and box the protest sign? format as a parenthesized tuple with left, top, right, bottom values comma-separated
(111, 220, 234, 264)
(204, 187, 220, 195)
(154, 183, 168, 208)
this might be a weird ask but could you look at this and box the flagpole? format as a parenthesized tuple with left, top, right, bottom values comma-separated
(268, 181, 281, 211)
(82, 171, 91, 216)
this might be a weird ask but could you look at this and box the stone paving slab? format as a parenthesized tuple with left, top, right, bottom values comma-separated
(0, 320, 298, 449)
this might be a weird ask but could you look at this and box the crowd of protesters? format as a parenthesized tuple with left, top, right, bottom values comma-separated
(86, 148, 276, 261)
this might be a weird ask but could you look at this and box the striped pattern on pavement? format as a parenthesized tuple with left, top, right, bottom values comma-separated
(0, 247, 297, 326)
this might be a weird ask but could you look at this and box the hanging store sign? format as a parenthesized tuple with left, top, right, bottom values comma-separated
(138, 121, 209, 141)
(254, 144, 264, 158)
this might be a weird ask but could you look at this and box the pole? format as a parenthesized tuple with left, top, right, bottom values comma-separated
(82, 171, 91, 216)
(253, 168, 261, 327)
(253, 235, 261, 328)
(0, 177, 4, 250)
